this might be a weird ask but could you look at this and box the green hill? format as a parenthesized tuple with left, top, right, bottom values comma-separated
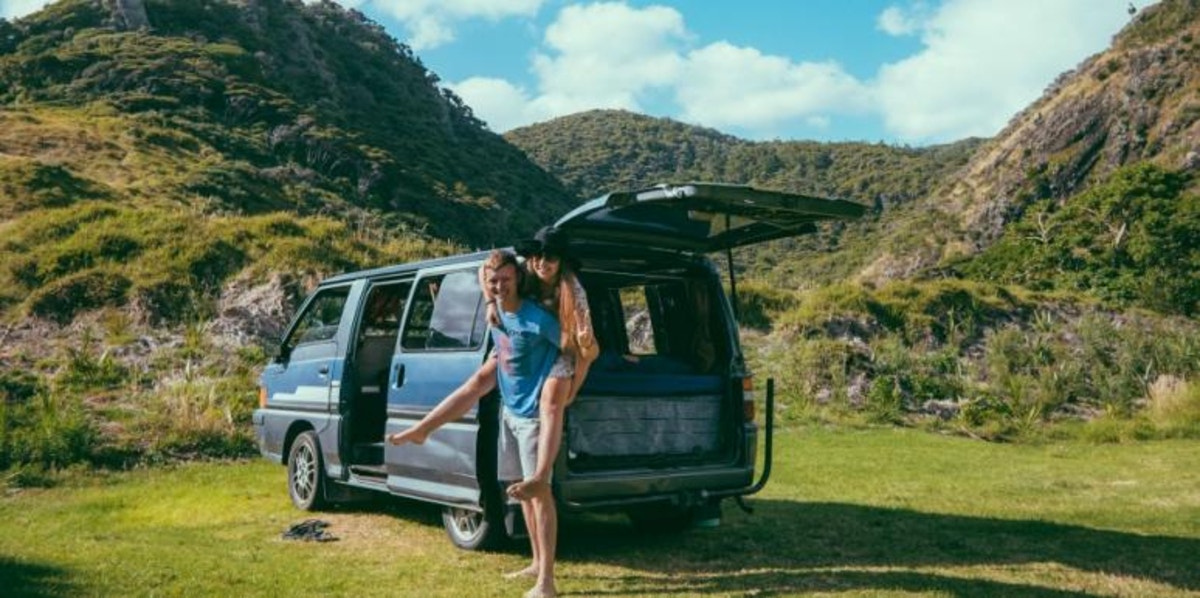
(0, 0, 578, 472)
(0, 0, 576, 325)
(1, 0, 1198, 478)
(507, 2, 1200, 311)
(504, 1, 1200, 443)
(506, 109, 983, 285)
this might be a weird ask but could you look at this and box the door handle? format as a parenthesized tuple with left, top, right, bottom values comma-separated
(317, 365, 330, 376)
(392, 363, 405, 389)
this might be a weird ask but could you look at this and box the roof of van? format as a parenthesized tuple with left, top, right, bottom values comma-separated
(319, 249, 498, 286)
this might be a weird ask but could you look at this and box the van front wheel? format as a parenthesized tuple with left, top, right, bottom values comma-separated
(442, 506, 502, 550)
(288, 431, 327, 511)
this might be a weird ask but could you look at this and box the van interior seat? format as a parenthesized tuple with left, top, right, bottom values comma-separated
(353, 334, 395, 442)
(356, 334, 397, 393)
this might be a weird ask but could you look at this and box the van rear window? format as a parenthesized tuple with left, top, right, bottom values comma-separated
(591, 276, 720, 374)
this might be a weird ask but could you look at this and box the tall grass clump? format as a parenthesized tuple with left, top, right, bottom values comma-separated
(1145, 375, 1200, 436)
(0, 368, 97, 477)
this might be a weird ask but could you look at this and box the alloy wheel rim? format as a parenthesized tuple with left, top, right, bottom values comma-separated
(449, 508, 480, 539)
(292, 443, 315, 501)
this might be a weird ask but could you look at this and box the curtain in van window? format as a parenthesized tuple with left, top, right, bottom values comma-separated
(403, 270, 484, 351)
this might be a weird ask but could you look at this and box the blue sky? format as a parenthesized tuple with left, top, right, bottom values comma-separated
(2, 0, 1159, 145)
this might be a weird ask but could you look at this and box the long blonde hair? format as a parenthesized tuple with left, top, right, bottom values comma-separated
(526, 262, 582, 358)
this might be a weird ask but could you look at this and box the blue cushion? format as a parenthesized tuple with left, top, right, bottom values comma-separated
(581, 353, 721, 395)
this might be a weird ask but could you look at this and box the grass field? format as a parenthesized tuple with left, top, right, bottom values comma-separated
(2, 427, 1198, 597)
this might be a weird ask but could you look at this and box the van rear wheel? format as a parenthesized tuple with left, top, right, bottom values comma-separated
(442, 506, 502, 550)
(288, 431, 327, 510)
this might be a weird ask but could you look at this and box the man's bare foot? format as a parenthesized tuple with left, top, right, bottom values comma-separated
(502, 565, 537, 580)
(507, 478, 549, 501)
(385, 427, 428, 445)
(523, 583, 557, 598)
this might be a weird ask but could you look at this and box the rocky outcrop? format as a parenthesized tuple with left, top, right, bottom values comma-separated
(937, 0, 1200, 248)
(108, 0, 149, 30)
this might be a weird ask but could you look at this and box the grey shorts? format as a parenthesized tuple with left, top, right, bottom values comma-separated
(498, 408, 540, 482)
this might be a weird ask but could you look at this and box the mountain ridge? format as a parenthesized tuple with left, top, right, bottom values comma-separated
(0, 0, 580, 327)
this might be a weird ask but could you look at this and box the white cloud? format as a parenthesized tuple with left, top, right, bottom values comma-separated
(363, 0, 546, 50)
(456, 2, 869, 138)
(676, 42, 871, 133)
(877, 5, 922, 36)
(875, 0, 1135, 142)
(405, 14, 454, 49)
(447, 76, 542, 132)
(454, 0, 1149, 143)
(528, 2, 688, 115)
(0, 0, 49, 20)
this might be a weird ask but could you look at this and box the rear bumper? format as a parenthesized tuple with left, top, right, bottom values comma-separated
(559, 464, 754, 510)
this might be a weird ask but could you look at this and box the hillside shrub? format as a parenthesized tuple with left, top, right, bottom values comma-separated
(735, 281, 799, 330)
(956, 164, 1200, 315)
(1145, 376, 1200, 437)
(0, 392, 97, 472)
(0, 159, 110, 218)
(749, 277, 1200, 441)
(55, 343, 132, 393)
(27, 268, 131, 322)
(0, 368, 43, 404)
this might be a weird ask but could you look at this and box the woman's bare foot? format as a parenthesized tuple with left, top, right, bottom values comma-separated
(507, 478, 549, 501)
(385, 427, 428, 445)
(524, 583, 557, 598)
(502, 565, 537, 580)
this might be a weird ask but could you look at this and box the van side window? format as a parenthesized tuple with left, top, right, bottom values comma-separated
(402, 270, 485, 351)
(360, 282, 410, 339)
(285, 287, 350, 351)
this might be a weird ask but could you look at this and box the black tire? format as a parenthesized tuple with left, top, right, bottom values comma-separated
(626, 503, 695, 533)
(287, 431, 327, 511)
(442, 505, 504, 551)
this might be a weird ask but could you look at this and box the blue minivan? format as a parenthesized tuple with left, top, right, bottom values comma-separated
(253, 183, 864, 548)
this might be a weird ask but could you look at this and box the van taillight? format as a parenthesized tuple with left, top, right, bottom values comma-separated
(258, 386, 267, 409)
(742, 377, 756, 422)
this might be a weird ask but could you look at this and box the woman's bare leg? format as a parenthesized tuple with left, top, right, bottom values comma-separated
(387, 357, 497, 445)
(509, 376, 569, 499)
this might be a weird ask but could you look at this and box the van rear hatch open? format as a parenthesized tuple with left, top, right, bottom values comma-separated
(555, 183, 864, 483)
(564, 260, 734, 473)
(553, 182, 866, 253)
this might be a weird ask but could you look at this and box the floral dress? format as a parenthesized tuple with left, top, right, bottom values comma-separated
(546, 275, 594, 378)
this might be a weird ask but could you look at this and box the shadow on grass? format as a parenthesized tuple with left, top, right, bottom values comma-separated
(552, 500, 1199, 596)
(0, 557, 76, 598)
